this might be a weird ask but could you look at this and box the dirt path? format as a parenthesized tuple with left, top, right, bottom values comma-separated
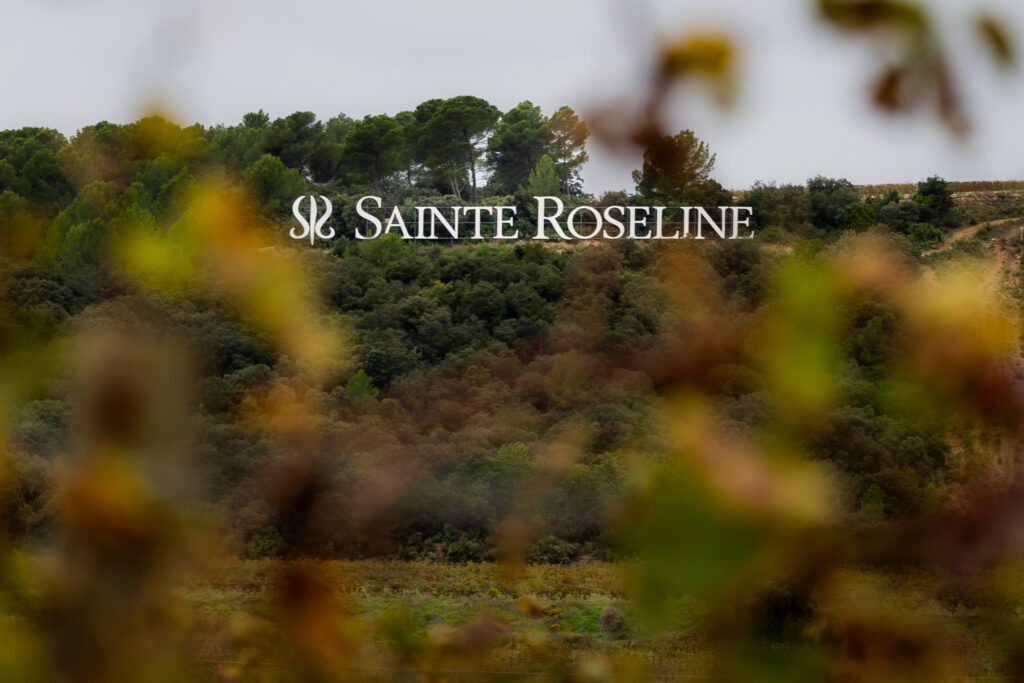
(922, 217, 1020, 256)
(934, 218, 1024, 479)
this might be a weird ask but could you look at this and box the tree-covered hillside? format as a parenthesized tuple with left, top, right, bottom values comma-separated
(1, 103, 1022, 563)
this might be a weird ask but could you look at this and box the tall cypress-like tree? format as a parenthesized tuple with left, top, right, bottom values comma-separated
(548, 106, 589, 196)
(526, 155, 560, 196)
(632, 129, 716, 204)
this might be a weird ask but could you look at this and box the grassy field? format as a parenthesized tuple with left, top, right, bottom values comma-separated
(179, 560, 720, 680)
(172, 559, 1017, 681)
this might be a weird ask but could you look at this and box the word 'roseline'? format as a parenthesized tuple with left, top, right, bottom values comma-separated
(353, 196, 755, 241)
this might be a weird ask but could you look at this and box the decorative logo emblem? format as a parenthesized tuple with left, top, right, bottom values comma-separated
(290, 195, 335, 245)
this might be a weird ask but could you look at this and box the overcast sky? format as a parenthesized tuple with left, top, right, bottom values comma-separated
(3, 0, 1022, 193)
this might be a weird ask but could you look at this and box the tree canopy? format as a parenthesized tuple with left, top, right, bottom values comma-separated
(632, 129, 717, 204)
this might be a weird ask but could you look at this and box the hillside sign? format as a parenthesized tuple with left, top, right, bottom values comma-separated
(291, 195, 755, 243)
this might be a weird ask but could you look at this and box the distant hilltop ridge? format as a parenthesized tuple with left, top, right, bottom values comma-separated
(731, 180, 1024, 200)
(853, 180, 1024, 195)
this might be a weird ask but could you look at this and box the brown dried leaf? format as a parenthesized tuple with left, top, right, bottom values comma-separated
(872, 65, 907, 111)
